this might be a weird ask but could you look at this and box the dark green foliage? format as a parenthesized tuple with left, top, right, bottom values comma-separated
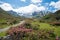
(25, 22, 40, 30)
(25, 23, 32, 29)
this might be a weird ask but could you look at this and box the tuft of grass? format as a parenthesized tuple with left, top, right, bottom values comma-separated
(0, 32, 6, 37)
(54, 27, 60, 36)
(0, 24, 9, 29)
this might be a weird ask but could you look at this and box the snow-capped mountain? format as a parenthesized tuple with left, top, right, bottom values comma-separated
(7, 10, 52, 18)
(32, 11, 52, 18)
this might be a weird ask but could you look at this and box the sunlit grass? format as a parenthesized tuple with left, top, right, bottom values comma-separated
(54, 27, 60, 36)
(0, 32, 6, 37)
(31, 21, 60, 37)
(0, 24, 10, 29)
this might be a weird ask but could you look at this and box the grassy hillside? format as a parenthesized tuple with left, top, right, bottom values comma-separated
(42, 10, 60, 22)
(0, 8, 21, 28)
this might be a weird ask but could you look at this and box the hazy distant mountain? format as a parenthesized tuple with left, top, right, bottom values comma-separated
(8, 10, 20, 17)
(6, 9, 52, 18)
(32, 11, 52, 18)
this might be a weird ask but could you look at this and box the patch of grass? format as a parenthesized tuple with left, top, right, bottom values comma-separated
(0, 19, 7, 23)
(0, 24, 9, 29)
(54, 27, 60, 36)
(0, 32, 6, 37)
(31, 21, 60, 37)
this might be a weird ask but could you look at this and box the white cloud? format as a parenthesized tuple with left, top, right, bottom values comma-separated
(0, 3, 13, 11)
(53, 9, 57, 12)
(13, 4, 46, 14)
(0, 3, 46, 15)
(20, 0, 26, 2)
(50, 1, 60, 9)
(50, 2, 55, 6)
(31, 0, 42, 3)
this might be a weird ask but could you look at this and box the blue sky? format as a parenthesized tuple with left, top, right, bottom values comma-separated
(0, 0, 58, 8)
(0, 0, 60, 13)
(0, 0, 31, 8)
